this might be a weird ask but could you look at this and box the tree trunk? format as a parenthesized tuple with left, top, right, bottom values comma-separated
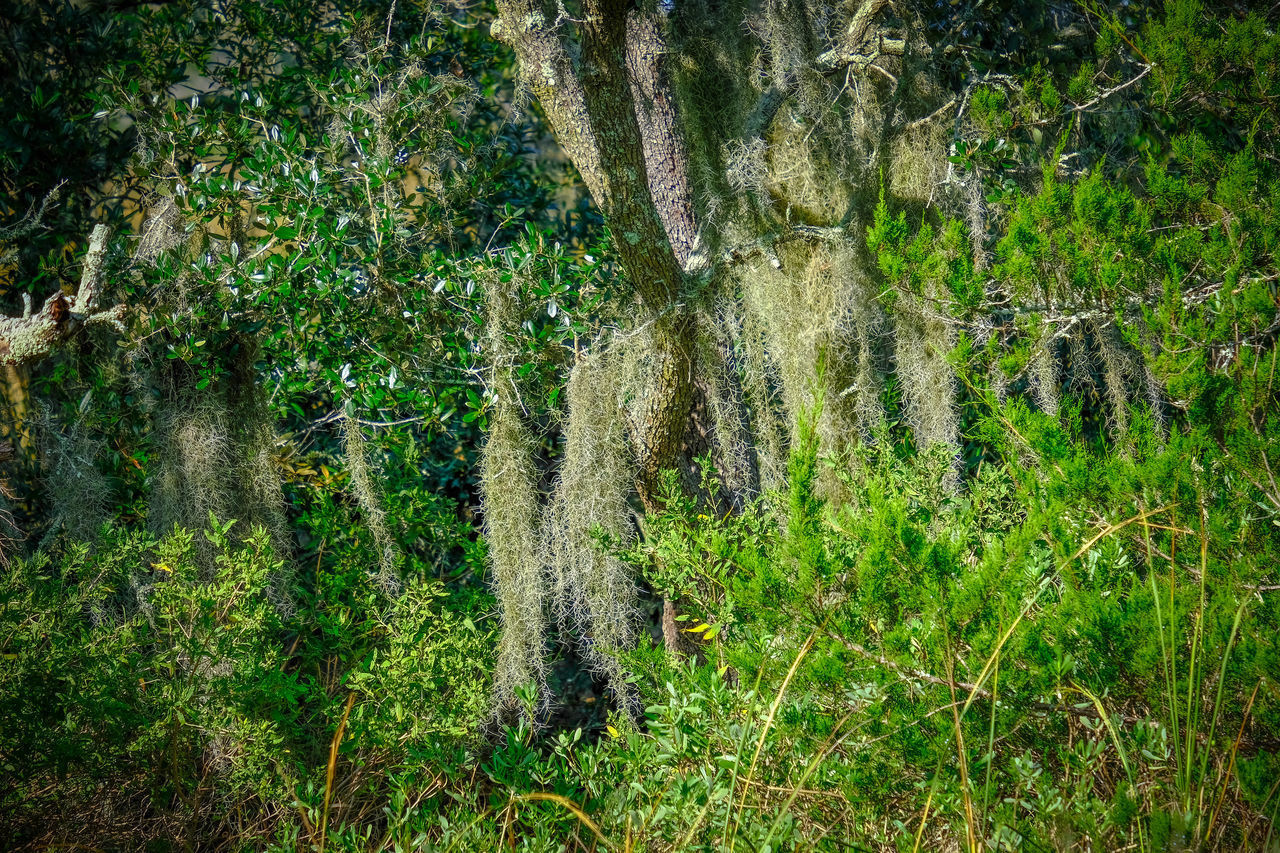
(493, 0, 699, 512)
(491, 0, 912, 657)
(494, 0, 708, 656)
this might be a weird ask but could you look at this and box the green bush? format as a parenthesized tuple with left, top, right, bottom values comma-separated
(0, 512, 494, 848)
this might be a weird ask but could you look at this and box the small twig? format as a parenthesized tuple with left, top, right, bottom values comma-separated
(904, 98, 958, 131)
(1070, 65, 1152, 113)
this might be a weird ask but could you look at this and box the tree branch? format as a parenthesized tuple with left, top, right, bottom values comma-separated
(744, 0, 903, 140)
(1070, 64, 1152, 113)
(0, 225, 125, 366)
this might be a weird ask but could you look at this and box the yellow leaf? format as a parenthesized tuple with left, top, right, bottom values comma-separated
(151, 562, 171, 573)
(684, 623, 710, 633)
(606, 725, 620, 739)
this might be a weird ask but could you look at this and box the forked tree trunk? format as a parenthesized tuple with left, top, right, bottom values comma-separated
(493, 3, 699, 496)
(491, 0, 904, 655)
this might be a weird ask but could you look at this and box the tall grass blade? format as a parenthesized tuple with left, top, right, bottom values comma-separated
(512, 792, 614, 849)
(319, 691, 356, 853)
(731, 628, 819, 849)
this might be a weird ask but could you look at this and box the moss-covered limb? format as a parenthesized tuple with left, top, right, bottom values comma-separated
(743, 0, 902, 140)
(71, 225, 111, 314)
(0, 225, 124, 367)
(574, 0, 689, 312)
(814, 0, 904, 73)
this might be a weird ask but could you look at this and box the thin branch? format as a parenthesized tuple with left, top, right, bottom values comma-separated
(0, 180, 66, 242)
(903, 98, 957, 132)
(1070, 65, 1152, 113)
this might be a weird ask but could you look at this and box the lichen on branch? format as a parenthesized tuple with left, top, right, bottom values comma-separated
(0, 225, 125, 367)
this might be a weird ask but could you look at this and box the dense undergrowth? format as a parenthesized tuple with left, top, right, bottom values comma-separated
(3, 392, 1278, 849)
(2, 0, 1279, 849)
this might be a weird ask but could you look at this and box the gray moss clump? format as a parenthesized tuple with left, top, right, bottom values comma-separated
(37, 405, 111, 548)
(700, 298, 763, 506)
(146, 350, 291, 590)
(1030, 327, 1062, 418)
(735, 240, 888, 492)
(1095, 320, 1140, 446)
(540, 346, 638, 710)
(341, 414, 400, 594)
(482, 402, 548, 719)
(481, 280, 549, 719)
(736, 301, 790, 491)
(149, 392, 236, 571)
(893, 290, 959, 463)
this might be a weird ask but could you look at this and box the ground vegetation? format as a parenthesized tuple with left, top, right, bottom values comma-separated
(0, 0, 1277, 850)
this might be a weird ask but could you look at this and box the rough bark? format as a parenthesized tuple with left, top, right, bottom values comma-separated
(0, 225, 124, 367)
(625, 9, 699, 266)
(493, 0, 697, 515)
